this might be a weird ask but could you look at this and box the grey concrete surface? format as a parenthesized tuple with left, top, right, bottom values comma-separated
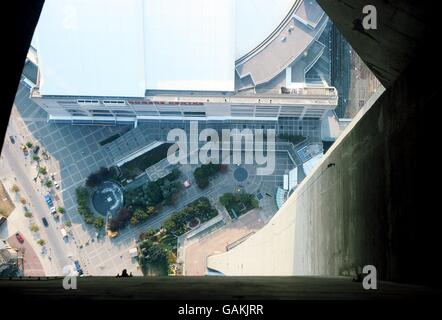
(1, 276, 439, 300)
(208, 0, 442, 286)
(317, 0, 429, 87)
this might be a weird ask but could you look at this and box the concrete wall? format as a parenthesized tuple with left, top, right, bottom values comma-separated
(208, 87, 387, 276)
(209, 0, 440, 286)
(317, 0, 429, 87)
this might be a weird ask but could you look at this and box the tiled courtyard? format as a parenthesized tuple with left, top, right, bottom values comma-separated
(12, 82, 320, 275)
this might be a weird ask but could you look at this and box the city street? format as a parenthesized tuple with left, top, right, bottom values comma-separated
(1, 141, 73, 275)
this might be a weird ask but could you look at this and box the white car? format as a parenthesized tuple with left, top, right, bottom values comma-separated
(60, 228, 67, 238)
(50, 206, 57, 214)
(54, 181, 60, 189)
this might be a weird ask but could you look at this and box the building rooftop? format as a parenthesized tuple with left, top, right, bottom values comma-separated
(34, 0, 301, 97)
(35, 0, 146, 97)
(236, 0, 328, 86)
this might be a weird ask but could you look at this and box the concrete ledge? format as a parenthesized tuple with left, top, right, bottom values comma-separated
(1, 276, 439, 300)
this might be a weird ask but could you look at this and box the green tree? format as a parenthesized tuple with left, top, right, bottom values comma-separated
(76, 187, 89, 206)
(144, 182, 163, 205)
(170, 168, 181, 180)
(193, 162, 220, 188)
(57, 207, 66, 214)
(146, 228, 157, 237)
(30, 223, 39, 232)
(24, 211, 32, 218)
(26, 142, 33, 148)
(130, 216, 139, 225)
(195, 176, 209, 189)
(133, 208, 149, 222)
(93, 217, 105, 230)
(160, 179, 180, 203)
(163, 218, 177, 235)
(84, 213, 94, 225)
(138, 240, 168, 266)
(139, 228, 158, 241)
(219, 193, 235, 207)
(44, 180, 53, 188)
(108, 208, 132, 232)
(38, 166, 47, 175)
(10, 184, 20, 193)
(32, 154, 40, 162)
(37, 239, 46, 246)
(65, 220, 72, 228)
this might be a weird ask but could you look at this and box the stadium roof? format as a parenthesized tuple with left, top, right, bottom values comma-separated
(34, 0, 298, 97)
(143, 0, 235, 92)
(235, 0, 296, 59)
(36, 0, 146, 97)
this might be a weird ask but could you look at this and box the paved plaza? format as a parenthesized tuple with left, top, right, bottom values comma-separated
(8, 82, 322, 275)
(182, 208, 266, 275)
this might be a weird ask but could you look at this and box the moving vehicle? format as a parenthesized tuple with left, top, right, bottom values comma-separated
(74, 260, 83, 275)
(42, 217, 49, 227)
(15, 232, 24, 243)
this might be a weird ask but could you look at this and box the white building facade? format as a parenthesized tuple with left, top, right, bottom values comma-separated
(28, 0, 337, 124)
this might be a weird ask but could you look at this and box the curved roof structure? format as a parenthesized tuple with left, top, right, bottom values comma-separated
(236, 0, 327, 86)
(235, 0, 296, 59)
(34, 0, 316, 97)
(36, 0, 146, 97)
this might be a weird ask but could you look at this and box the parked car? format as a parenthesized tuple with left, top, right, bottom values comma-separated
(54, 181, 60, 189)
(60, 227, 67, 238)
(15, 232, 24, 243)
(44, 194, 53, 208)
(9, 136, 15, 144)
(42, 217, 49, 227)
(0, 216, 7, 226)
(50, 206, 57, 215)
(33, 145, 40, 154)
(74, 260, 83, 275)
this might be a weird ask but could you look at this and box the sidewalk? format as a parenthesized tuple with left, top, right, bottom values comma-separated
(0, 175, 54, 276)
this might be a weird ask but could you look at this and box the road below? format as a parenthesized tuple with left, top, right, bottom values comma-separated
(2, 140, 72, 275)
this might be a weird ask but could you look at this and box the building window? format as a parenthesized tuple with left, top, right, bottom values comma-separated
(183, 111, 206, 117)
(103, 100, 126, 105)
(77, 99, 100, 105)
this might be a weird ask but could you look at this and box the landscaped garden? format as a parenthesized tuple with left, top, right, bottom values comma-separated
(75, 161, 184, 235)
(162, 197, 218, 237)
(75, 186, 105, 230)
(107, 169, 182, 232)
(219, 192, 259, 219)
(137, 197, 218, 275)
(137, 237, 176, 276)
